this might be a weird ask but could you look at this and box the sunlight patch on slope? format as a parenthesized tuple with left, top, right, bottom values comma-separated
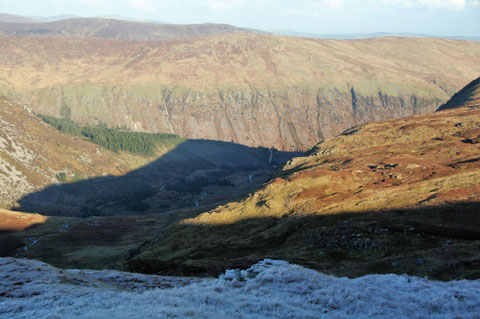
(0, 209, 48, 231)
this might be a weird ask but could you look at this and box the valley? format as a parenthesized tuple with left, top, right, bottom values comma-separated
(0, 5, 479, 318)
(0, 100, 299, 269)
(0, 12, 479, 280)
(1, 78, 479, 281)
(0, 96, 297, 217)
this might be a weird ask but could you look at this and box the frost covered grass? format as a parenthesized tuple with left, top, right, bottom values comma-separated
(1, 258, 479, 319)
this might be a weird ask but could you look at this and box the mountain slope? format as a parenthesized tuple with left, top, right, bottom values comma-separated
(437, 77, 480, 111)
(3, 81, 480, 279)
(131, 101, 480, 280)
(1, 34, 479, 150)
(0, 96, 298, 218)
(0, 96, 154, 207)
(272, 30, 480, 41)
(0, 97, 298, 268)
(0, 18, 260, 41)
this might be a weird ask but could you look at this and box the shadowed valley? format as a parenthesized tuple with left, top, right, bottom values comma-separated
(2, 79, 480, 280)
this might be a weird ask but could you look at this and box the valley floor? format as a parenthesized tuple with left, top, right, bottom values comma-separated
(1, 258, 479, 319)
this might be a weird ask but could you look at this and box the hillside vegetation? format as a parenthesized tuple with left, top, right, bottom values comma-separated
(0, 97, 164, 206)
(1, 34, 479, 150)
(38, 114, 184, 155)
(131, 103, 480, 280)
(3, 80, 480, 280)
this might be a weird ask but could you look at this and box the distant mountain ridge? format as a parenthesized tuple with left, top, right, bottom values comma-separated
(272, 30, 480, 41)
(1, 12, 477, 41)
(26, 14, 78, 22)
(0, 13, 40, 23)
(96, 15, 168, 24)
(1, 13, 166, 24)
(0, 17, 262, 41)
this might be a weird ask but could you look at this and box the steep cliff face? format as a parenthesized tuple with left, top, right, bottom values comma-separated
(27, 85, 442, 151)
(2, 34, 480, 150)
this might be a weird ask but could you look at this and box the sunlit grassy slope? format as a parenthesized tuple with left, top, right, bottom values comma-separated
(0, 35, 478, 94)
(134, 102, 480, 280)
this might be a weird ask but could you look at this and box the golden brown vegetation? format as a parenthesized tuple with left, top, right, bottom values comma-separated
(0, 209, 48, 231)
(130, 104, 480, 280)
(1, 35, 479, 94)
(1, 34, 479, 150)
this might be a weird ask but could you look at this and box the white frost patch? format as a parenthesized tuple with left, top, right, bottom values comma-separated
(0, 258, 479, 318)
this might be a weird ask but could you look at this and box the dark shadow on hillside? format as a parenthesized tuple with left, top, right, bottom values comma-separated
(126, 201, 480, 280)
(16, 139, 302, 218)
(2, 201, 479, 281)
